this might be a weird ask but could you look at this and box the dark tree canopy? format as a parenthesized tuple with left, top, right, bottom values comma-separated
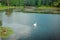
(0, 0, 60, 7)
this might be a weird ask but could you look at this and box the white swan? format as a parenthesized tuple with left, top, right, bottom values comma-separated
(33, 23, 37, 28)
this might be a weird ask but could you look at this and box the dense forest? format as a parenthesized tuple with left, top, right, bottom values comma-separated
(0, 0, 60, 7)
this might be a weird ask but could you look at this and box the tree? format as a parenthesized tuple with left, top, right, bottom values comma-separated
(6, 0, 9, 6)
(38, 0, 41, 6)
(53, 0, 60, 7)
(2, 0, 9, 6)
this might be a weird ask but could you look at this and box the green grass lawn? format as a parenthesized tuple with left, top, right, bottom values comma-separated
(0, 6, 24, 10)
(0, 6, 15, 10)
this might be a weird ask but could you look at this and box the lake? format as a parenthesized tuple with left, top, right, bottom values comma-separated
(0, 9, 60, 40)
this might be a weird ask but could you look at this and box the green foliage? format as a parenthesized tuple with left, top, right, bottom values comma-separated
(37, 0, 41, 6)
(53, 0, 60, 7)
(53, 2, 58, 6)
(0, 3, 1, 6)
(1, 0, 60, 7)
(20, 0, 24, 6)
(0, 27, 14, 38)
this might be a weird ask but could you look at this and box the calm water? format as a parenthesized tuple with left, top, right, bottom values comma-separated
(0, 9, 60, 40)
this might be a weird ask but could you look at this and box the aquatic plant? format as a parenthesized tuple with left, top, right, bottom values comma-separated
(0, 26, 14, 38)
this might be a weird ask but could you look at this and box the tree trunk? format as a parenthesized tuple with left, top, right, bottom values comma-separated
(6, 0, 9, 6)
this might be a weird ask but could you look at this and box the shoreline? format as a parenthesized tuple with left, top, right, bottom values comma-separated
(23, 6, 60, 14)
(0, 6, 60, 14)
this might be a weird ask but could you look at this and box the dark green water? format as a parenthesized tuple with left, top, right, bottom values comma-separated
(0, 9, 60, 40)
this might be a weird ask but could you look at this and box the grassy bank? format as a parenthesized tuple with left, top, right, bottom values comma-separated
(0, 6, 60, 13)
(23, 6, 60, 13)
(0, 6, 58, 10)
(0, 6, 14, 10)
(0, 6, 24, 10)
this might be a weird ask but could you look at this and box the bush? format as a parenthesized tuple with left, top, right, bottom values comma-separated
(53, 1, 60, 7)
(0, 27, 14, 38)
